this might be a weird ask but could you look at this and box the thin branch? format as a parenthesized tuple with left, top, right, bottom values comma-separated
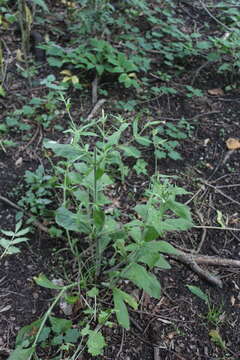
(199, 0, 233, 31)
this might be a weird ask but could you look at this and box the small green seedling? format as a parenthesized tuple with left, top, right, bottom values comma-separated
(187, 285, 224, 327)
(0, 220, 31, 258)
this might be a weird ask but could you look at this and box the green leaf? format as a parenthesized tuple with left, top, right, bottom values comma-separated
(196, 41, 212, 49)
(138, 252, 161, 268)
(113, 290, 129, 329)
(0, 85, 6, 97)
(120, 145, 141, 158)
(15, 227, 31, 237)
(93, 206, 105, 231)
(86, 330, 106, 356)
(1, 230, 15, 237)
(166, 199, 192, 222)
(186, 285, 209, 303)
(44, 141, 82, 161)
(155, 254, 171, 269)
(8, 346, 35, 360)
(144, 241, 179, 255)
(38, 326, 51, 342)
(87, 287, 99, 297)
(64, 328, 80, 343)
(55, 207, 79, 232)
(49, 316, 72, 335)
(47, 57, 63, 67)
(11, 237, 29, 245)
(32, 0, 49, 12)
(34, 274, 63, 290)
(209, 329, 226, 349)
(143, 226, 159, 242)
(122, 263, 161, 299)
(158, 218, 193, 232)
(135, 136, 152, 146)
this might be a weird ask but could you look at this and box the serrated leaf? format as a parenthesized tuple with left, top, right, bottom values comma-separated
(120, 145, 141, 158)
(135, 136, 152, 146)
(8, 346, 35, 360)
(122, 263, 161, 299)
(49, 316, 72, 335)
(86, 330, 106, 356)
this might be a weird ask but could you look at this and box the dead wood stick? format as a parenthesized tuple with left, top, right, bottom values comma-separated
(86, 98, 106, 122)
(169, 252, 240, 287)
(91, 75, 98, 105)
(169, 253, 223, 288)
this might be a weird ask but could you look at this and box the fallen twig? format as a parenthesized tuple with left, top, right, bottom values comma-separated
(86, 98, 106, 122)
(169, 252, 240, 288)
(91, 75, 98, 105)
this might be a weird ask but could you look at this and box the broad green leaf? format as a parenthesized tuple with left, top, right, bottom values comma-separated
(114, 288, 138, 309)
(158, 218, 193, 232)
(8, 346, 35, 360)
(87, 287, 99, 297)
(16, 318, 43, 346)
(122, 263, 161, 299)
(44, 141, 82, 161)
(38, 326, 51, 342)
(34, 274, 63, 289)
(49, 316, 72, 335)
(47, 57, 63, 67)
(166, 199, 192, 221)
(86, 330, 106, 356)
(93, 206, 105, 231)
(64, 328, 80, 343)
(138, 252, 161, 268)
(135, 136, 152, 146)
(119, 145, 141, 158)
(32, 0, 49, 12)
(129, 226, 142, 243)
(196, 41, 212, 49)
(113, 289, 130, 329)
(143, 241, 179, 255)
(143, 226, 159, 242)
(55, 207, 79, 232)
(187, 285, 209, 303)
(155, 254, 171, 269)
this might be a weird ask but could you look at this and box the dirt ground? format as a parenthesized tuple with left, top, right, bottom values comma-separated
(0, 1, 240, 360)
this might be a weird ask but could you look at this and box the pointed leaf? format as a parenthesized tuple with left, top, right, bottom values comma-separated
(34, 274, 63, 289)
(122, 263, 161, 299)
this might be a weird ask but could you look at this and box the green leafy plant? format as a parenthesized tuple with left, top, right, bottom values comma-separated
(0, 219, 30, 258)
(43, 38, 140, 89)
(187, 285, 224, 327)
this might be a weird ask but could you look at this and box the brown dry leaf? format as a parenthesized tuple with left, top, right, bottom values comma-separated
(207, 88, 224, 96)
(226, 138, 240, 150)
